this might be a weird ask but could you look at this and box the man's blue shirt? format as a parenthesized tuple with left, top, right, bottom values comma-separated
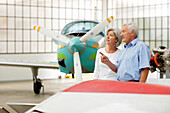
(115, 38, 151, 81)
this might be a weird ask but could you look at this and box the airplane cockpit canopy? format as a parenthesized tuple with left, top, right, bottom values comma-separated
(61, 21, 105, 38)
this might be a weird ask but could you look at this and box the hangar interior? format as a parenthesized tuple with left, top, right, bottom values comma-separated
(0, 0, 169, 81)
(0, 0, 170, 112)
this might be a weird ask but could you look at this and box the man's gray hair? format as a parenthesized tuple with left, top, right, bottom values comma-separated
(107, 28, 122, 47)
(123, 22, 139, 37)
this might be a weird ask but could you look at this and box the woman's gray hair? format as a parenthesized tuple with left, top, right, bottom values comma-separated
(106, 28, 122, 47)
(123, 22, 139, 37)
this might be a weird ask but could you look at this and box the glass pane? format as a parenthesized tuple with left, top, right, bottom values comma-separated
(156, 29, 161, 40)
(38, 19, 44, 27)
(150, 6, 155, 17)
(133, 7, 138, 18)
(156, 41, 161, 48)
(66, 9, 72, 19)
(31, 7, 37, 17)
(31, 31, 37, 41)
(8, 30, 14, 41)
(38, 7, 45, 18)
(45, 41, 52, 52)
(156, 17, 161, 28)
(52, 41, 58, 52)
(145, 18, 149, 29)
(46, 8, 51, 18)
(162, 41, 167, 48)
(23, 18, 30, 29)
(162, 4, 168, 16)
(139, 18, 143, 29)
(53, 0, 58, 7)
(163, 17, 167, 28)
(108, 0, 112, 8)
(128, 8, 132, 18)
(122, 8, 127, 19)
(73, 0, 79, 8)
(155, 5, 161, 17)
(162, 30, 167, 41)
(45, 0, 51, 7)
(118, 20, 122, 29)
(38, 42, 44, 52)
(144, 6, 149, 17)
(16, 42, 22, 52)
(52, 19, 58, 30)
(24, 30, 30, 41)
(16, 30, 23, 41)
(0, 30, 6, 41)
(145, 30, 149, 40)
(45, 19, 51, 29)
(117, 9, 122, 19)
(150, 41, 155, 50)
(133, 0, 138, 6)
(60, 0, 65, 7)
(79, 9, 84, 20)
(117, 0, 122, 8)
(8, 42, 15, 53)
(24, 6, 30, 17)
(0, 5, 6, 16)
(0, 42, 7, 53)
(150, 18, 155, 29)
(138, 7, 143, 18)
(16, 6, 22, 17)
(139, 30, 143, 40)
(53, 8, 58, 18)
(8, 18, 15, 28)
(24, 42, 30, 52)
(8, 6, 14, 16)
(31, 42, 38, 52)
(150, 29, 155, 40)
(60, 8, 65, 18)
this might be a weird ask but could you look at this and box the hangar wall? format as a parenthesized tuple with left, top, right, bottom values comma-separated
(0, 0, 169, 81)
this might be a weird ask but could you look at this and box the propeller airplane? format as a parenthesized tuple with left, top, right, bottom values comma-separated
(0, 16, 114, 94)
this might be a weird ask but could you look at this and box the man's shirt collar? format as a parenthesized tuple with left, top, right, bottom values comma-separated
(124, 38, 139, 48)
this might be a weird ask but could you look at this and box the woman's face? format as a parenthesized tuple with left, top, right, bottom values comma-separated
(106, 30, 118, 46)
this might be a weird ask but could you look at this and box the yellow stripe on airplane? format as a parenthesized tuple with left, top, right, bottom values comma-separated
(92, 45, 99, 48)
(37, 26, 41, 32)
(107, 18, 111, 23)
(33, 26, 36, 30)
(58, 45, 64, 48)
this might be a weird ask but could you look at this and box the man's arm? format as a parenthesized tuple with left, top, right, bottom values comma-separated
(139, 67, 150, 83)
(99, 52, 117, 73)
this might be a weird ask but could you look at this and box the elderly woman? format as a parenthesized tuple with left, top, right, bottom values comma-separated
(93, 28, 122, 80)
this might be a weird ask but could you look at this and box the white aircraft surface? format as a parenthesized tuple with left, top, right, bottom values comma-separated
(25, 79, 170, 113)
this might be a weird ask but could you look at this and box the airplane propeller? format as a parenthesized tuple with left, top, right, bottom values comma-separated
(33, 26, 70, 44)
(33, 16, 114, 83)
(74, 52, 82, 83)
(80, 16, 114, 42)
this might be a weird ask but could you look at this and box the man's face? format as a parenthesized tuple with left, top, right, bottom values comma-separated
(120, 25, 133, 44)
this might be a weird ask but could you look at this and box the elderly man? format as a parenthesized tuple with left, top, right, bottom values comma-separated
(100, 23, 151, 83)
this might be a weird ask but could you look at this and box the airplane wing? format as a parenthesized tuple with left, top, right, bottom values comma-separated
(25, 80, 170, 113)
(0, 61, 59, 69)
(0, 61, 59, 94)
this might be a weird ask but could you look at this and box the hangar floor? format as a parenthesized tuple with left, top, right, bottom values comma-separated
(0, 78, 76, 108)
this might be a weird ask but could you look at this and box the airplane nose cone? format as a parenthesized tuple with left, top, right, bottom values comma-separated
(69, 37, 85, 53)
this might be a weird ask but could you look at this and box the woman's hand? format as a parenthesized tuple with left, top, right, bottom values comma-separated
(99, 52, 110, 65)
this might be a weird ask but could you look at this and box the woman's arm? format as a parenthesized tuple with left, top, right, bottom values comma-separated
(100, 52, 117, 73)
